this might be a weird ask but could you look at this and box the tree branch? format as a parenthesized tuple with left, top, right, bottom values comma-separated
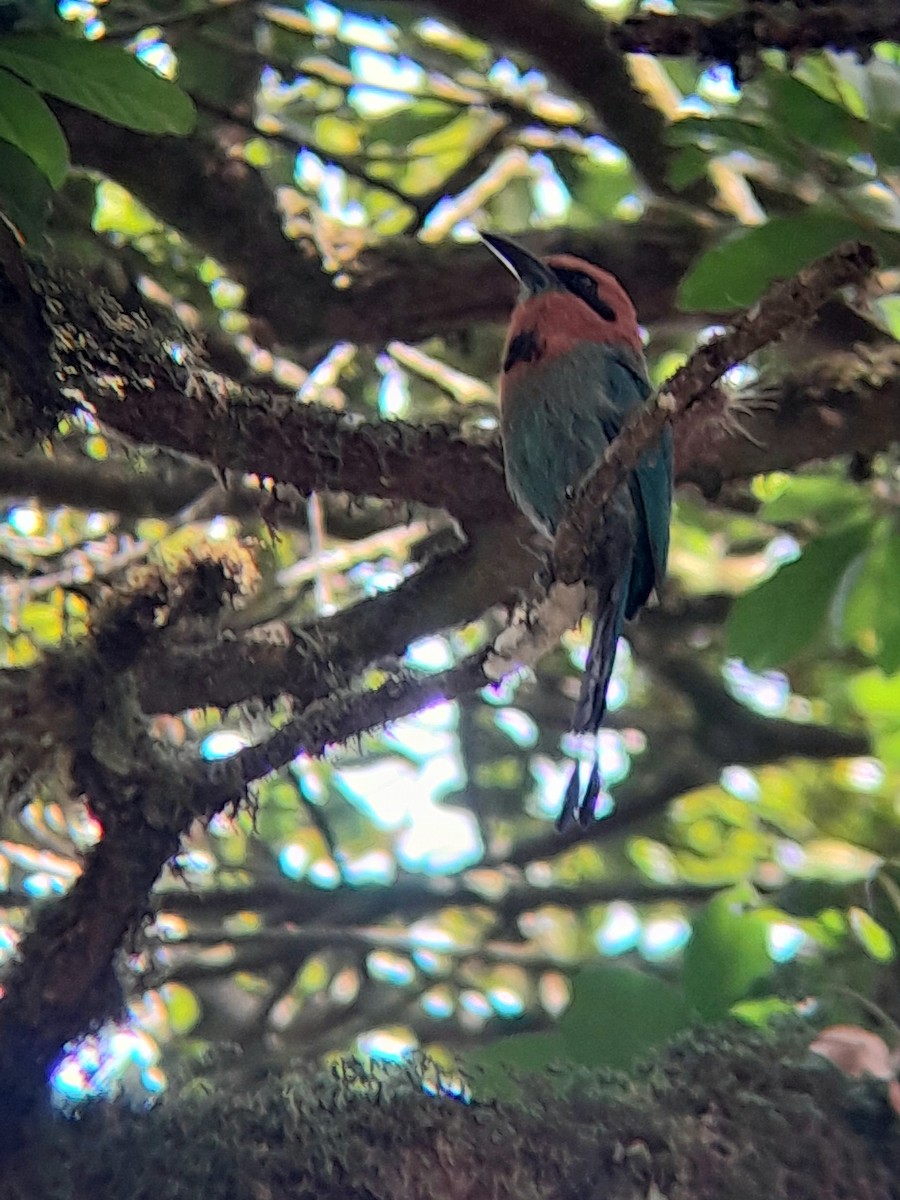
(55, 97, 712, 354)
(618, 3, 900, 61)
(136, 520, 535, 713)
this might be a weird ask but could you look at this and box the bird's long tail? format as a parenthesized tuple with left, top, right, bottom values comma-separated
(557, 568, 630, 832)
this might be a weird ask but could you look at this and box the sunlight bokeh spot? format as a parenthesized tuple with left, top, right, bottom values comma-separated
(23, 873, 67, 899)
(421, 987, 454, 1018)
(51, 1027, 163, 1107)
(494, 707, 538, 749)
(529, 755, 575, 820)
(174, 849, 215, 876)
(8, 506, 41, 536)
(720, 765, 761, 802)
(459, 990, 492, 1020)
(59, 0, 95, 18)
(355, 1028, 417, 1062)
(538, 972, 571, 1016)
(279, 841, 311, 881)
(349, 49, 423, 114)
(630, 838, 678, 884)
(724, 659, 791, 716)
(722, 362, 759, 389)
(376, 359, 411, 418)
(344, 850, 396, 885)
(765, 534, 802, 568)
(487, 986, 524, 1018)
(136, 41, 176, 79)
(595, 902, 641, 956)
(641, 915, 690, 961)
(410, 919, 458, 951)
(767, 922, 805, 963)
(405, 635, 454, 672)
(397, 803, 482, 874)
(148, 913, 188, 943)
(200, 730, 249, 760)
(530, 153, 570, 220)
(843, 757, 886, 793)
(480, 668, 528, 706)
(698, 65, 741, 103)
(336, 759, 420, 827)
(308, 858, 342, 888)
(777, 837, 881, 882)
(330, 967, 361, 1004)
(367, 950, 416, 987)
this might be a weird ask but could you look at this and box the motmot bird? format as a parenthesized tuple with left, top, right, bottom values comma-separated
(482, 233, 672, 830)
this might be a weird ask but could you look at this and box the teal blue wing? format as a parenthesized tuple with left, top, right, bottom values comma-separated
(591, 347, 672, 618)
(626, 425, 673, 616)
(500, 342, 672, 613)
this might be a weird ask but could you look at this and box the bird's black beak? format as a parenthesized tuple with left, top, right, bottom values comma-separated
(480, 232, 558, 296)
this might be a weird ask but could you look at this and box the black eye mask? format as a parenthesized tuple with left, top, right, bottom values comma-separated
(552, 266, 617, 322)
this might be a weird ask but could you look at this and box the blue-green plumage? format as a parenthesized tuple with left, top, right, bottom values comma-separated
(502, 339, 671, 612)
(483, 233, 672, 830)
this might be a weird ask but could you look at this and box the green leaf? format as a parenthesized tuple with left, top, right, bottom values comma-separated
(667, 144, 708, 191)
(92, 179, 159, 237)
(555, 148, 635, 219)
(683, 889, 773, 1020)
(730, 996, 796, 1026)
(0, 66, 65, 184)
(757, 473, 869, 529)
(765, 72, 861, 156)
(726, 520, 872, 669)
(848, 906, 895, 962)
(369, 102, 456, 147)
(669, 116, 793, 164)
(678, 214, 872, 311)
(849, 668, 900, 722)
(842, 522, 900, 672)
(559, 965, 694, 1070)
(0, 137, 51, 241)
(0, 35, 195, 134)
(313, 112, 361, 155)
(871, 125, 900, 170)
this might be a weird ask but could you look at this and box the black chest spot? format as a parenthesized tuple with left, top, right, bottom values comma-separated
(503, 329, 542, 373)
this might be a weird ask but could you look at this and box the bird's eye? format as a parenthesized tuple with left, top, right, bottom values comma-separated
(553, 267, 617, 322)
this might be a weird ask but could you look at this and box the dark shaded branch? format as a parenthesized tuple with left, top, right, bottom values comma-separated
(157, 873, 712, 932)
(133, 338, 900, 714)
(136, 519, 534, 713)
(618, 3, 900, 60)
(52, 102, 336, 357)
(206, 652, 491, 804)
(680, 342, 900, 495)
(0, 822, 179, 1141)
(54, 96, 711, 354)
(163, 879, 712, 978)
(44, 270, 511, 525)
(91, 380, 508, 526)
(654, 653, 870, 764)
(0, 449, 215, 517)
